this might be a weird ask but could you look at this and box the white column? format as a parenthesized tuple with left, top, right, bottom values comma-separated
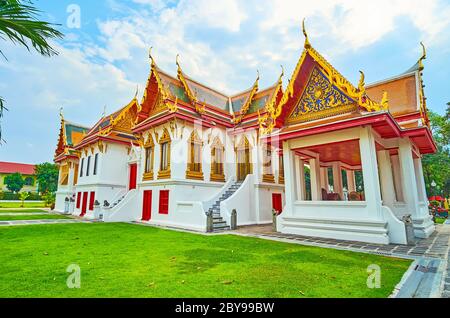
(309, 155, 322, 201)
(332, 162, 343, 198)
(377, 150, 396, 208)
(67, 163, 75, 192)
(359, 127, 383, 220)
(398, 139, 420, 218)
(320, 167, 329, 191)
(390, 155, 404, 202)
(282, 141, 296, 215)
(398, 138, 434, 238)
(295, 156, 306, 201)
(413, 158, 427, 202)
(346, 170, 356, 192)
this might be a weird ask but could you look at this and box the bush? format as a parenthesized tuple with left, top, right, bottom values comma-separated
(0, 191, 42, 201)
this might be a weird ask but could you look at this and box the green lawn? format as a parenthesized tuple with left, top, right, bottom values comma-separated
(0, 214, 70, 221)
(0, 202, 46, 208)
(0, 209, 48, 214)
(0, 223, 410, 298)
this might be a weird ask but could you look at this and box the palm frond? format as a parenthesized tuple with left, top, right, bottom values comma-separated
(0, 0, 63, 58)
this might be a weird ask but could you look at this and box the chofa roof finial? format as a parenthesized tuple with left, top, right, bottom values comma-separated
(302, 18, 311, 48)
(358, 70, 365, 92)
(59, 107, 64, 121)
(149, 46, 155, 67)
(279, 65, 285, 82)
(419, 42, 426, 71)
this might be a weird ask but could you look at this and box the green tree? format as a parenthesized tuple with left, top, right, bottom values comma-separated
(18, 191, 29, 207)
(34, 162, 58, 194)
(422, 105, 450, 198)
(0, 0, 63, 142)
(4, 172, 24, 192)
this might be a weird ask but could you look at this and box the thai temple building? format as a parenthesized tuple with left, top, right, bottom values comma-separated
(54, 24, 436, 245)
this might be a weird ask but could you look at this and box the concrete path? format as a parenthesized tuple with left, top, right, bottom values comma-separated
(234, 224, 450, 260)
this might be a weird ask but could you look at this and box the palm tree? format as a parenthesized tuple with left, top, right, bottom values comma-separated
(0, 0, 63, 142)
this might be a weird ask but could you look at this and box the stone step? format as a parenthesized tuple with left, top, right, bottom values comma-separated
(213, 223, 229, 229)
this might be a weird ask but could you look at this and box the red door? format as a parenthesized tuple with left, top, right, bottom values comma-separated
(89, 191, 95, 211)
(129, 163, 137, 190)
(272, 193, 282, 215)
(81, 192, 88, 216)
(142, 190, 152, 221)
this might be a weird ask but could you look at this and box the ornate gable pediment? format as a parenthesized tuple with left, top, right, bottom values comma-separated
(287, 66, 357, 124)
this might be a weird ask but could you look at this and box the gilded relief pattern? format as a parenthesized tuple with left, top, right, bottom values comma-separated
(288, 67, 355, 123)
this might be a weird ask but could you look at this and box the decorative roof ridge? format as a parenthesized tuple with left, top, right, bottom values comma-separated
(176, 54, 198, 105)
(262, 19, 388, 135)
(174, 59, 231, 100)
(141, 47, 171, 106)
(99, 96, 140, 136)
(258, 66, 285, 134)
(233, 71, 260, 124)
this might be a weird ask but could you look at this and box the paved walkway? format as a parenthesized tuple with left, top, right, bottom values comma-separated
(0, 218, 84, 226)
(234, 224, 450, 259)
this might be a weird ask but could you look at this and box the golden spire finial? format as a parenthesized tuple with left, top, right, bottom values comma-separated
(302, 18, 311, 48)
(381, 91, 389, 110)
(176, 53, 181, 68)
(278, 65, 285, 83)
(256, 69, 260, 81)
(418, 42, 426, 71)
(149, 46, 156, 67)
(358, 70, 365, 92)
(59, 107, 64, 121)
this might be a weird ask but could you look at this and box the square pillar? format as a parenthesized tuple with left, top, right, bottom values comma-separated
(346, 170, 356, 192)
(359, 127, 383, 220)
(377, 150, 396, 208)
(309, 155, 322, 201)
(282, 141, 296, 215)
(332, 162, 343, 199)
(398, 138, 434, 238)
(320, 167, 329, 191)
(295, 156, 306, 201)
(413, 158, 427, 202)
(390, 155, 404, 202)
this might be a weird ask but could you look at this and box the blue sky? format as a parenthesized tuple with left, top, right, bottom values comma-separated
(1, 0, 449, 164)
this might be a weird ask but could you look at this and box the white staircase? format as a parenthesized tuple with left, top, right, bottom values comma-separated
(207, 181, 243, 231)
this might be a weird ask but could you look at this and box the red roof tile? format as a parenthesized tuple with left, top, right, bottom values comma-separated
(0, 161, 35, 175)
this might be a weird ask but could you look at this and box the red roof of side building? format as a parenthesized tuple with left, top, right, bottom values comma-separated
(0, 161, 36, 175)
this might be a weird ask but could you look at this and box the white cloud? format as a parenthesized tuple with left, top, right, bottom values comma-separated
(260, 0, 450, 50)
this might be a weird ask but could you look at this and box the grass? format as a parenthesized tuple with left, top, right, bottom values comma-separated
(0, 202, 46, 208)
(0, 214, 70, 221)
(0, 209, 48, 214)
(435, 218, 447, 224)
(0, 223, 410, 298)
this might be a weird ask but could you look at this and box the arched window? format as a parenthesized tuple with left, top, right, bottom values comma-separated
(158, 128, 171, 179)
(186, 130, 204, 180)
(143, 134, 155, 180)
(236, 136, 252, 181)
(262, 144, 275, 183)
(210, 136, 225, 182)
(278, 152, 285, 184)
